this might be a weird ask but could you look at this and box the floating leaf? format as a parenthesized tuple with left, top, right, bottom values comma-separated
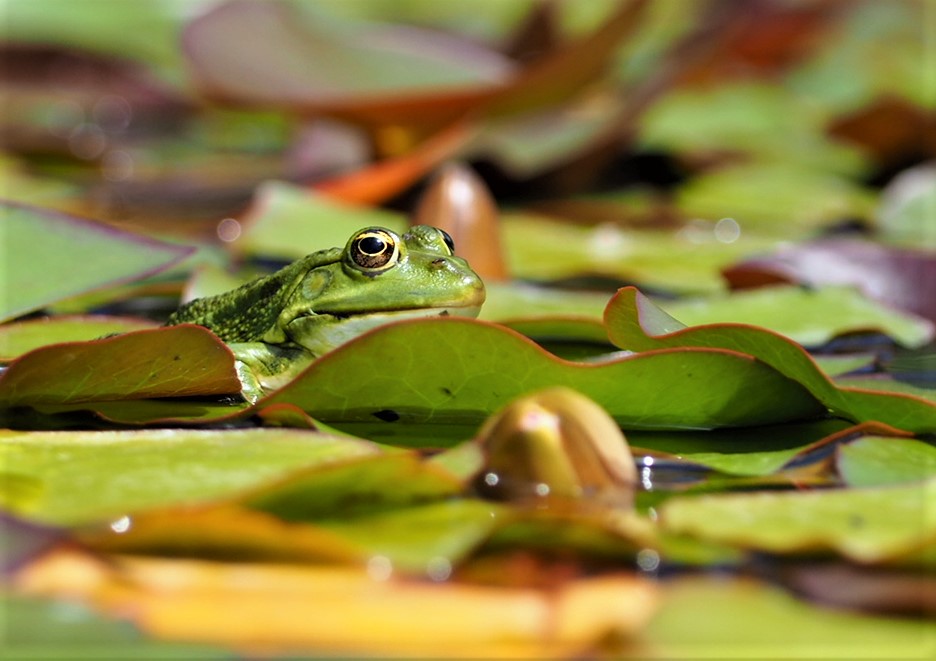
(236, 182, 406, 259)
(0, 202, 194, 322)
(261, 317, 824, 435)
(605, 287, 936, 433)
(663, 286, 933, 349)
(15, 549, 659, 657)
(244, 452, 463, 521)
(0, 428, 381, 525)
(482, 283, 933, 349)
(641, 576, 934, 659)
(651, 422, 908, 478)
(316, 499, 503, 574)
(183, 0, 513, 125)
(501, 211, 781, 294)
(723, 238, 936, 324)
(0, 326, 239, 408)
(659, 479, 936, 562)
(0, 316, 157, 362)
(837, 437, 936, 488)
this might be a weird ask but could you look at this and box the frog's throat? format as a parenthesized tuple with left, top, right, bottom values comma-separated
(285, 305, 482, 357)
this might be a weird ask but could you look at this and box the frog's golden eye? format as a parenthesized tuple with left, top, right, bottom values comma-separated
(350, 229, 399, 271)
(438, 229, 455, 254)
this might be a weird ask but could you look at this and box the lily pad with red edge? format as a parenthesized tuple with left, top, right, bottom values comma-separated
(0, 316, 158, 362)
(0, 201, 195, 323)
(183, 0, 648, 130)
(605, 287, 936, 433)
(722, 237, 936, 324)
(0, 325, 240, 407)
(260, 316, 823, 435)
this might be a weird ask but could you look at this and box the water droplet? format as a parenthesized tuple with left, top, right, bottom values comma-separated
(534, 483, 551, 497)
(637, 548, 660, 572)
(217, 218, 242, 243)
(109, 516, 131, 533)
(714, 217, 741, 243)
(426, 556, 452, 582)
(102, 150, 134, 181)
(366, 555, 393, 581)
(483, 472, 499, 487)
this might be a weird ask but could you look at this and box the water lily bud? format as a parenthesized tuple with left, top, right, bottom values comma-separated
(474, 387, 637, 507)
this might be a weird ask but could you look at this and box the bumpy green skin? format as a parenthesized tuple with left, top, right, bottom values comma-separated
(167, 248, 342, 343)
(167, 225, 485, 401)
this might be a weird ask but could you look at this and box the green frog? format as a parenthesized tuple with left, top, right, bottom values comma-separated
(167, 225, 485, 402)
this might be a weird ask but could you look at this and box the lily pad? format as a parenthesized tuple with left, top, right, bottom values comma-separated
(0, 326, 240, 407)
(244, 452, 463, 521)
(183, 0, 513, 122)
(0, 316, 158, 362)
(235, 181, 407, 260)
(663, 286, 933, 349)
(0, 201, 194, 322)
(482, 283, 933, 349)
(0, 428, 381, 525)
(658, 479, 936, 562)
(837, 437, 936, 488)
(261, 317, 824, 434)
(641, 576, 935, 659)
(605, 287, 936, 433)
(316, 499, 503, 574)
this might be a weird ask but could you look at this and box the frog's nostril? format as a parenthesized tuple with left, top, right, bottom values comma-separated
(430, 258, 446, 269)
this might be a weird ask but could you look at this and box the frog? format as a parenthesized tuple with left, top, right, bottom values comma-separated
(166, 225, 485, 402)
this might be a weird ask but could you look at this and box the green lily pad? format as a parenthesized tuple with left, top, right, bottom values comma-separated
(2, 595, 230, 659)
(0, 201, 194, 323)
(638, 82, 869, 174)
(658, 478, 936, 562)
(261, 317, 823, 435)
(834, 376, 936, 404)
(501, 212, 780, 295)
(0, 428, 381, 525)
(837, 437, 936, 487)
(0, 326, 240, 407)
(235, 182, 407, 260)
(482, 283, 932, 349)
(663, 286, 933, 349)
(811, 353, 877, 378)
(317, 499, 503, 574)
(605, 287, 936, 433)
(0, 316, 158, 362)
(244, 452, 463, 521)
(642, 576, 934, 659)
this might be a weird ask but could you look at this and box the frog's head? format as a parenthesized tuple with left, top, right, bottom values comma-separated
(275, 225, 486, 355)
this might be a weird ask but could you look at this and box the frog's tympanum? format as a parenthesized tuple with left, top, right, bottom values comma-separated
(167, 226, 485, 401)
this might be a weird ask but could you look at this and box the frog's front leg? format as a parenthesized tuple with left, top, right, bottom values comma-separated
(227, 342, 312, 403)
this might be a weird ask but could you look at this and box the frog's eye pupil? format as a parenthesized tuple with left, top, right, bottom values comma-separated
(350, 230, 399, 270)
(439, 229, 455, 253)
(359, 236, 386, 254)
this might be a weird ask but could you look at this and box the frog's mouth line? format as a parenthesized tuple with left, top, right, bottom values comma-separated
(324, 305, 480, 321)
